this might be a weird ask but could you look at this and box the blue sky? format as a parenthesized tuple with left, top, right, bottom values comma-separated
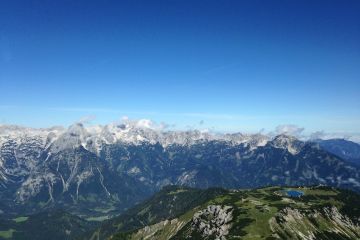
(0, 0, 359, 134)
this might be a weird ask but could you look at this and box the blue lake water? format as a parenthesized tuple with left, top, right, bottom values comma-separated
(282, 190, 304, 197)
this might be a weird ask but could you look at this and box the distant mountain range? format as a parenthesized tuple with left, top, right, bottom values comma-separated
(314, 138, 360, 166)
(1, 123, 360, 221)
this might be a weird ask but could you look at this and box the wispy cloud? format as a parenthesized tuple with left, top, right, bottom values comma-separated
(310, 131, 360, 143)
(45, 108, 335, 122)
(2, 106, 359, 142)
(271, 124, 360, 143)
(275, 124, 305, 137)
(77, 115, 97, 124)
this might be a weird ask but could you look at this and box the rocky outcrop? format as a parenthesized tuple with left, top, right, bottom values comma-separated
(191, 205, 233, 240)
(270, 206, 360, 239)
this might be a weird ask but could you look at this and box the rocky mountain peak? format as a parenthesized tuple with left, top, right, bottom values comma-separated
(270, 134, 305, 154)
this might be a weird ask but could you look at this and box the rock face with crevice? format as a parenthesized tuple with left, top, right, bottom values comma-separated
(270, 206, 360, 239)
(191, 205, 233, 240)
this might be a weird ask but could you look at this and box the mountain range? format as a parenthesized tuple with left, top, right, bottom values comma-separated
(1, 122, 360, 222)
(314, 139, 360, 166)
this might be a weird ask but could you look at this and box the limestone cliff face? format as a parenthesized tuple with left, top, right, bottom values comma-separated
(191, 205, 233, 240)
(270, 206, 360, 239)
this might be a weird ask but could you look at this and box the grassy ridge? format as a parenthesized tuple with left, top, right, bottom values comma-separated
(107, 186, 360, 240)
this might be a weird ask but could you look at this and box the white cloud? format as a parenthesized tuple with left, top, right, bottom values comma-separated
(121, 116, 129, 121)
(275, 124, 304, 137)
(77, 115, 96, 124)
(119, 117, 170, 131)
(309, 131, 360, 143)
(159, 122, 170, 130)
(309, 130, 326, 140)
(271, 125, 360, 143)
(136, 119, 153, 129)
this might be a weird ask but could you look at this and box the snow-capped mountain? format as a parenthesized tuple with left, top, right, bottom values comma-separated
(1, 121, 270, 155)
(270, 134, 305, 154)
(0, 120, 359, 218)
